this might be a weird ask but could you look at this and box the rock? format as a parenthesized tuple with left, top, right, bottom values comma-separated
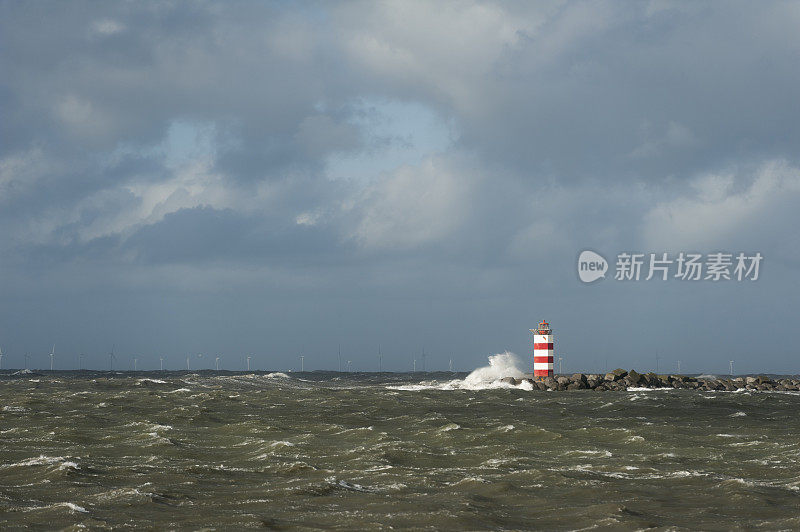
(656, 375, 671, 387)
(500, 377, 519, 385)
(566, 382, 583, 390)
(556, 376, 571, 385)
(612, 368, 628, 379)
(642, 372, 657, 387)
(570, 373, 588, 387)
(745, 376, 757, 385)
(535, 381, 548, 391)
(627, 370, 642, 385)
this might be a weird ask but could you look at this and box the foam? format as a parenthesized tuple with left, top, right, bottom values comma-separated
(389, 352, 531, 391)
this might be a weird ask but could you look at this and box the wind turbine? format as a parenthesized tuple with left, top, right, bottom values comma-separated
(159, 356, 165, 371)
(299, 355, 304, 372)
(338, 345, 342, 372)
(79, 353, 84, 370)
(49, 344, 55, 371)
(109, 345, 116, 371)
(246, 355, 252, 371)
(0, 347, 4, 370)
(186, 354, 190, 371)
(558, 356, 563, 374)
(24, 352, 30, 370)
(378, 345, 382, 372)
(347, 360, 352, 372)
(449, 355, 454, 372)
(215, 356, 221, 371)
(677, 360, 682, 374)
(729, 360, 734, 376)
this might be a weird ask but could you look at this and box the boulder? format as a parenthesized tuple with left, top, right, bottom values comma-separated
(571, 373, 588, 385)
(566, 382, 584, 390)
(612, 368, 628, 379)
(500, 377, 519, 385)
(656, 375, 671, 387)
(556, 376, 571, 385)
(627, 370, 642, 385)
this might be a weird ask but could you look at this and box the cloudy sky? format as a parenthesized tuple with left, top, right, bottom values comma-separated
(2, 1, 799, 373)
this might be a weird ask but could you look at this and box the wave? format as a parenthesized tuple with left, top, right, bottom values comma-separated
(1, 455, 81, 475)
(136, 378, 167, 385)
(389, 352, 532, 391)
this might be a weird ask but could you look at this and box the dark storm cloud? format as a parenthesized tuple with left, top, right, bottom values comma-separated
(1, 1, 799, 372)
(122, 205, 352, 266)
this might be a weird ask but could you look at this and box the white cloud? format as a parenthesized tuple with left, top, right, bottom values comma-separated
(90, 19, 125, 37)
(353, 156, 473, 249)
(338, 1, 540, 110)
(55, 95, 113, 141)
(0, 147, 49, 193)
(643, 160, 800, 250)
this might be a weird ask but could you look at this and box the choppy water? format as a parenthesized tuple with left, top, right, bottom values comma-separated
(1, 368, 799, 530)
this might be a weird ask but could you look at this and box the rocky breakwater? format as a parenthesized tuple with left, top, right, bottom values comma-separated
(499, 369, 800, 391)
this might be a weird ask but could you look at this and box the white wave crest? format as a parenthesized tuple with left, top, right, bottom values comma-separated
(390, 352, 529, 391)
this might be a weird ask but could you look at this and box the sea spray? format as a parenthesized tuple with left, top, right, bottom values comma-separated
(390, 352, 527, 391)
(463, 352, 525, 387)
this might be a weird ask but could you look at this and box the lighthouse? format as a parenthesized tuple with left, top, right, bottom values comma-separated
(531, 320, 554, 379)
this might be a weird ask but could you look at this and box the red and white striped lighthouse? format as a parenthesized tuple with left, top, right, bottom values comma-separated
(531, 320, 554, 379)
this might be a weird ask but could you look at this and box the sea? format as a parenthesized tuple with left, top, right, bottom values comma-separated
(1, 353, 799, 530)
